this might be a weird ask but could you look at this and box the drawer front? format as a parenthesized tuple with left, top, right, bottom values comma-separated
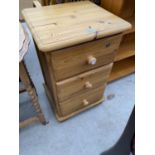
(51, 34, 122, 81)
(60, 85, 105, 116)
(56, 63, 113, 102)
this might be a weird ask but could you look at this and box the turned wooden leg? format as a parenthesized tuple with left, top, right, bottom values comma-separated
(19, 61, 46, 125)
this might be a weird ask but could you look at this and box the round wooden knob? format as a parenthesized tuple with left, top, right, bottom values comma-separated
(87, 56, 97, 65)
(85, 81, 92, 89)
(83, 99, 89, 106)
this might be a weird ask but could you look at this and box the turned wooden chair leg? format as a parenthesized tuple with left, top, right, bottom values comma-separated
(19, 61, 46, 125)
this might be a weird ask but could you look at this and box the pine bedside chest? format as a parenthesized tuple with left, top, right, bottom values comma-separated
(22, 1, 131, 121)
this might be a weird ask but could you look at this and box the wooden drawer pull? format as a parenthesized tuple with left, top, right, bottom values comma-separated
(85, 81, 92, 89)
(83, 99, 89, 106)
(87, 55, 97, 65)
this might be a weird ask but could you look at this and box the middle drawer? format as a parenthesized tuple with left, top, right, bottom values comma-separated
(56, 63, 113, 102)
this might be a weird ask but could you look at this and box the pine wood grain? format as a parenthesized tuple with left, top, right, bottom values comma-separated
(115, 32, 135, 61)
(22, 1, 132, 120)
(60, 85, 105, 116)
(56, 63, 113, 102)
(101, 0, 135, 81)
(51, 34, 122, 81)
(19, 116, 39, 128)
(123, 16, 135, 35)
(22, 1, 131, 52)
(101, 0, 135, 19)
(44, 83, 104, 121)
(36, 47, 63, 116)
(109, 56, 135, 82)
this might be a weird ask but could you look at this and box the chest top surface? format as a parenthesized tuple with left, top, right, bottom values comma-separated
(22, 1, 131, 52)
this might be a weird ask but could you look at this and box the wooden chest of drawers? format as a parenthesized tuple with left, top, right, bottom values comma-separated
(22, 1, 131, 121)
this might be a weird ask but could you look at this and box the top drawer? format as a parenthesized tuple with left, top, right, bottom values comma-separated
(51, 34, 122, 81)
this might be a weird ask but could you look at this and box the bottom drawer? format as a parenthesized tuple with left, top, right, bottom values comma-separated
(60, 85, 105, 116)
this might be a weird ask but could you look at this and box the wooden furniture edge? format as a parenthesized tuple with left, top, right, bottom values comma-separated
(19, 61, 47, 128)
(114, 33, 135, 62)
(34, 42, 63, 116)
(108, 56, 135, 82)
(19, 116, 39, 128)
(109, 71, 134, 82)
